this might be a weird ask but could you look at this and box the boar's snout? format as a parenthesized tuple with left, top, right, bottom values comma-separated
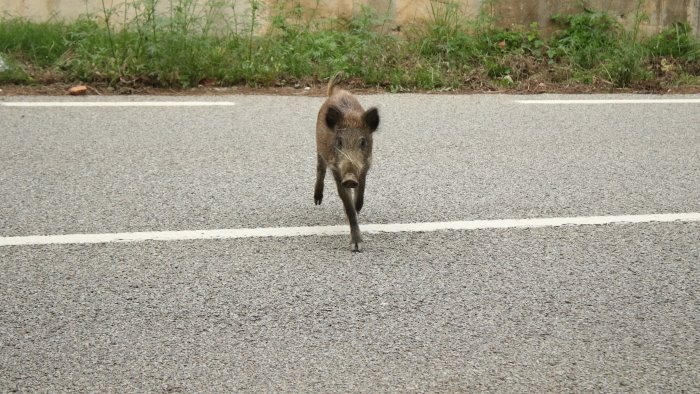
(342, 174, 359, 189)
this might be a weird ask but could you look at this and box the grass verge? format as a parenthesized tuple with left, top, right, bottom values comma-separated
(1, 0, 699, 92)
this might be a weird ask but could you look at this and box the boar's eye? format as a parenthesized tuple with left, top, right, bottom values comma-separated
(359, 137, 367, 150)
(335, 137, 343, 149)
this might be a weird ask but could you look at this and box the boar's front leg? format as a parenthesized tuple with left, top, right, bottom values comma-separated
(354, 169, 368, 212)
(314, 154, 326, 205)
(332, 170, 363, 252)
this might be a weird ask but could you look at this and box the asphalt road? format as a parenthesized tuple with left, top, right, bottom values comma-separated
(1, 94, 699, 391)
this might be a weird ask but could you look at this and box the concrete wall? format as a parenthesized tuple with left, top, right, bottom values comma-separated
(2, 0, 699, 36)
(1, 0, 92, 21)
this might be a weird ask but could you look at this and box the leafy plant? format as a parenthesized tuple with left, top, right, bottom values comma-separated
(647, 23, 700, 61)
(548, 9, 622, 69)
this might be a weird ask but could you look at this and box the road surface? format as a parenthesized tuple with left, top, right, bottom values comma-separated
(1, 94, 699, 391)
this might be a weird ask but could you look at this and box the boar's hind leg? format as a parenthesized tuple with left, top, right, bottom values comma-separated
(333, 171, 363, 252)
(314, 154, 326, 205)
(354, 170, 368, 212)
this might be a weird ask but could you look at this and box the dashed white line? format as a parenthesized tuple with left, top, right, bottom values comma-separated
(1, 213, 698, 247)
(516, 99, 700, 104)
(0, 101, 236, 107)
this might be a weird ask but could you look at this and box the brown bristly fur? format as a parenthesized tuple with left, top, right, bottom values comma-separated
(326, 71, 344, 97)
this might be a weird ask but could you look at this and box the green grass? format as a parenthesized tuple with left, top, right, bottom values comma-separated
(0, 18, 69, 66)
(1, 0, 699, 91)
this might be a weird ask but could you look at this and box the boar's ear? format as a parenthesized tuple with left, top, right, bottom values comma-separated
(325, 105, 342, 130)
(363, 107, 379, 132)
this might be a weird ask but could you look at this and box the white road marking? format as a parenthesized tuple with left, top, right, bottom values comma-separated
(1, 213, 698, 247)
(0, 101, 236, 107)
(516, 99, 700, 105)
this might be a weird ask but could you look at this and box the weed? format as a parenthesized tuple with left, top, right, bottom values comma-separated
(602, 45, 650, 87)
(674, 73, 700, 86)
(0, 54, 31, 83)
(646, 23, 700, 61)
(0, 18, 68, 67)
(548, 9, 622, 69)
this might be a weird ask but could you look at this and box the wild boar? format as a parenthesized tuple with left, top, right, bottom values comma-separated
(314, 73, 380, 252)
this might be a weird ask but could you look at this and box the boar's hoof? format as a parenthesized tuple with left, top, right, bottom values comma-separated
(351, 240, 363, 253)
(314, 193, 323, 205)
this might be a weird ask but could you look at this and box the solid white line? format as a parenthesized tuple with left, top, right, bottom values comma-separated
(0, 101, 236, 107)
(516, 99, 700, 105)
(1, 213, 698, 247)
